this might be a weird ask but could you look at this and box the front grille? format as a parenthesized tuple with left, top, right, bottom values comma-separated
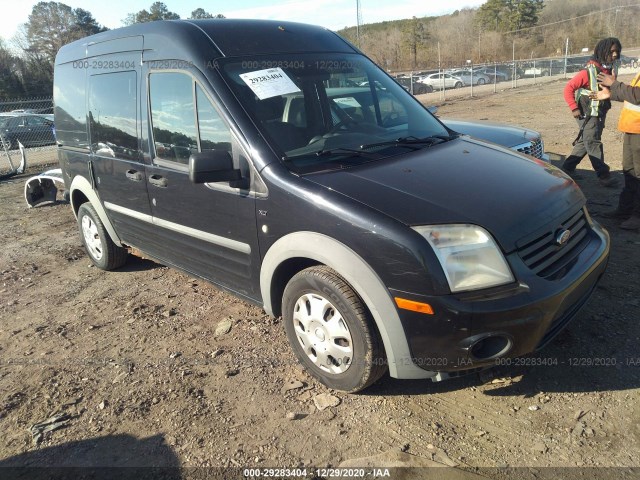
(517, 208, 590, 278)
(514, 137, 544, 159)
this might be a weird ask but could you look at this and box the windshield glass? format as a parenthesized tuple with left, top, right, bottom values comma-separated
(220, 53, 450, 174)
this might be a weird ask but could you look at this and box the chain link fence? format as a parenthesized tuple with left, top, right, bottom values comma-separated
(0, 97, 56, 177)
(393, 47, 640, 101)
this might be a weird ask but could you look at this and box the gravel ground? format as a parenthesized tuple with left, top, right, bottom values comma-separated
(0, 74, 639, 480)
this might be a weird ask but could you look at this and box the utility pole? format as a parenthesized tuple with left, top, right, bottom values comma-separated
(564, 37, 569, 78)
(356, 0, 363, 47)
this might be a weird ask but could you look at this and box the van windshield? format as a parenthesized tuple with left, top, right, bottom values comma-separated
(220, 54, 451, 174)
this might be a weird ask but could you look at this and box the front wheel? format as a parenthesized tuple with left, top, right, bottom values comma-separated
(477, 78, 486, 85)
(77, 203, 128, 270)
(1, 136, 15, 150)
(282, 266, 387, 392)
(454, 82, 463, 89)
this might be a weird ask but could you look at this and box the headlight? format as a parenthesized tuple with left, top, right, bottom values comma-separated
(414, 224, 514, 293)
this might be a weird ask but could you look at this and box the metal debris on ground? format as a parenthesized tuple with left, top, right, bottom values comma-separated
(29, 412, 72, 445)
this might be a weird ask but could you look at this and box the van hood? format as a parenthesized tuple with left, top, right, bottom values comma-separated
(305, 137, 584, 253)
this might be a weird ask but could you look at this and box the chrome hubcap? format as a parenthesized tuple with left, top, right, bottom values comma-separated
(292, 293, 353, 374)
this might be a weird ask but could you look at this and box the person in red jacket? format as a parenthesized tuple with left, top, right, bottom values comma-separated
(593, 71, 640, 230)
(562, 37, 622, 187)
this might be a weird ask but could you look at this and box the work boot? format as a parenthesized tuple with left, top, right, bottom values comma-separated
(600, 208, 631, 220)
(598, 174, 618, 188)
(620, 216, 640, 230)
(561, 168, 582, 180)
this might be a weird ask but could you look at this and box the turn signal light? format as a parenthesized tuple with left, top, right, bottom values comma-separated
(394, 297, 434, 315)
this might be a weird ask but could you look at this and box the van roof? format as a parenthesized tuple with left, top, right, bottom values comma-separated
(56, 19, 356, 64)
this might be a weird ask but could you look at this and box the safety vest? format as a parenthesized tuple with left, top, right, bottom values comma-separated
(575, 63, 617, 117)
(618, 72, 640, 134)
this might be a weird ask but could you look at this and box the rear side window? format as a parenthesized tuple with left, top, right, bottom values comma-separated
(27, 116, 48, 126)
(88, 71, 140, 160)
(54, 63, 88, 148)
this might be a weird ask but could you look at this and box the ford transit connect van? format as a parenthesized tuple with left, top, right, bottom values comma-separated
(54, 20, 609, 392)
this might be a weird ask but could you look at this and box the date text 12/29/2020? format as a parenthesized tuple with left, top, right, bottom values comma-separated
(243, 468, 391, 478)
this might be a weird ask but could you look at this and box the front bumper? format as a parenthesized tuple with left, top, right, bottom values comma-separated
(391, 222, 609, 375)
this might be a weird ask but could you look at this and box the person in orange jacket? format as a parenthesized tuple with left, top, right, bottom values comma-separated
(593, 70, 640, 230)
(562, 38, 622, 187)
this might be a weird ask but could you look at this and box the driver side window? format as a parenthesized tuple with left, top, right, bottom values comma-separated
(149, 72, 232, 165)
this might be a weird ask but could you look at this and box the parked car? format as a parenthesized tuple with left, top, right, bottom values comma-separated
(495, 64, 523, 80)
(523, 59, 580, 77)
(475, 67, 509, 83)
(443, 118, 547, 160)
(418, 72, 464, 89)
(393, 76, 433, 94)
(424, 106, 547, 160)
(0, 114, 56, 150)
(618, 55, 638, 68)
(55, 19, 609, 393)
(449, 69, 491, 86)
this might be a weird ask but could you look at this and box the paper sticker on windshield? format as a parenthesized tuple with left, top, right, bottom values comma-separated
(240, 68, 301, 100)
(333, 97, 361, 109)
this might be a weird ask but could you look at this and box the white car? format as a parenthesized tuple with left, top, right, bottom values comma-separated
(417, 73, 464, 90)
(449, 70, 491, 86)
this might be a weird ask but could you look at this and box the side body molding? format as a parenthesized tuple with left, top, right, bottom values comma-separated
(260, 231, 434, 380)
(69, 175, 123, 246)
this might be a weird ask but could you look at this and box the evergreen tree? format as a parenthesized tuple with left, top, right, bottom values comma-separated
(476, 0, 544, 33)
(124, 2, 180, 25)
(189, 8, 225, 19)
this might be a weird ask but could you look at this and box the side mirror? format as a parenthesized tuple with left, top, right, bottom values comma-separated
(427, 105, 438, 115)
(189, 150, 242, 184)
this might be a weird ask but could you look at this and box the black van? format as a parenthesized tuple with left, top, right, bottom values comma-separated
(54, 20, 609, 392)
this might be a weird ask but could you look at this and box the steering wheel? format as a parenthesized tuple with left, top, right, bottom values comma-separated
(308, 118, 358, 145)
(381, 112, 400, 127)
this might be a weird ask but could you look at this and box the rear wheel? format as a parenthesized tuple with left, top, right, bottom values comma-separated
(414, 84, 426, 95)
(282, 266, 387, 392)
(454, 81, 463, 89)
(477, 78, 486, 85)
(77, 203, 128, 270)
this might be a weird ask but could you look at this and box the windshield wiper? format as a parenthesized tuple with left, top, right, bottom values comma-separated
(361, 134, 457, 150)
(315, 147, 380, 158)
(282, 147, 380, 165)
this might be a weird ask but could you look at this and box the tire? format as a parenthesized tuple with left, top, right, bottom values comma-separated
(1, 136, 15, 150)
(77, 203, 128, 270)
(282, 266, 387, 392)
(477, 78, 486, 85)
(454, 82, 463, 89)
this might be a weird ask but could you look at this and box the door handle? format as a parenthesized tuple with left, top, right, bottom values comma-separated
(125, 169, 143, 182)
(149, 174, 168, 188)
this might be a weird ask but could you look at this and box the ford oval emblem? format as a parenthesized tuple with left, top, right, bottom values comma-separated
(555, 229, 572, 246)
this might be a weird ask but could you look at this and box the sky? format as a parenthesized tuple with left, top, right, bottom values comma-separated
(0, 0, 486, 43)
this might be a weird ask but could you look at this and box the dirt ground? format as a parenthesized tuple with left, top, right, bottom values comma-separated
(1, 74, 639, 479)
